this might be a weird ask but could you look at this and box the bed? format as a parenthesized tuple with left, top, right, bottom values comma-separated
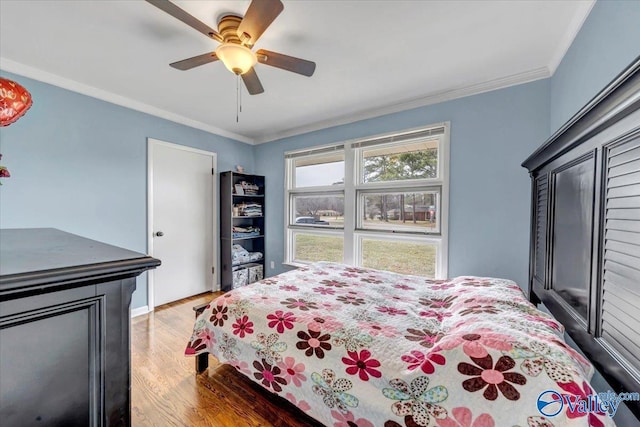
(186, 262, 614, 426)
(186, 56, 640, 426)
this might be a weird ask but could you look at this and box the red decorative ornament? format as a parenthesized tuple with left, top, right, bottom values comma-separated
(0, 77, 33, 127)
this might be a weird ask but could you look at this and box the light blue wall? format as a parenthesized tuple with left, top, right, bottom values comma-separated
(254, 79, 550, 292)
(550, 0, 640, 133)
(0, 71, 254, 309)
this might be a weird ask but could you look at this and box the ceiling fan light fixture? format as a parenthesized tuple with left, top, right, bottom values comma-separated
(215, 43, 257, 75)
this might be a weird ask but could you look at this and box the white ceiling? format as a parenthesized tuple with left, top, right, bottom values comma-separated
(0, 0, 594, 144)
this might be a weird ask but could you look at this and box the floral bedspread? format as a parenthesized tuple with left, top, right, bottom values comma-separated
(186, 262, 614, 427)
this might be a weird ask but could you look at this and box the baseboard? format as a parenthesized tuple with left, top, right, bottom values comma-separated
(131, 305, 151, 318)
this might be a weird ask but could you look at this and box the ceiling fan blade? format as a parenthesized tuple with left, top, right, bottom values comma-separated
(237, 0, 284, 46)
(170, 52, 218, 70)
(241, 68, 265, 95)
(145, 0, 223, 43)
(256, 49, 316, 77)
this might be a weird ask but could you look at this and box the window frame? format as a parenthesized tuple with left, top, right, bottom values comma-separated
(355, 186, 442, 235)
(356, 137, 444, 186)
(356, 232, 443, 278)
(288, 190, 345, 230)
(284, 122, 450, 278)
(288, 146, 345, 190)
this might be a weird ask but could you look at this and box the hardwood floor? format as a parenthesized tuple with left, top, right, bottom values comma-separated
(131, 293, 322, 427)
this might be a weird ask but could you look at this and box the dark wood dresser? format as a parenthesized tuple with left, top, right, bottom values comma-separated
(0, 228, 160, 427)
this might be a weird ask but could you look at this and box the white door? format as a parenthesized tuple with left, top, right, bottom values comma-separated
(148, 139, 216, 307)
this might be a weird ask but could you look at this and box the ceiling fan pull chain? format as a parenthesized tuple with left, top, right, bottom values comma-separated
(236, 74, 240, 123)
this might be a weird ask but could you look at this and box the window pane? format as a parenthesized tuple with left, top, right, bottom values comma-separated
(294, 234, 344, 263)
(361, 139, 438, 183)
(361, 239, 436, 277)
(360, 191, 438, 233)
(292, 195, 344, 228)
(294, 154, 344, 188)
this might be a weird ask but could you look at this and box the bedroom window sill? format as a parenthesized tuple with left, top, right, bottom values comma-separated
(283, 261, 307, 269)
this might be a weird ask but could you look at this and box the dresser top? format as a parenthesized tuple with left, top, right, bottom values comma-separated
(0, 228, 160, 292)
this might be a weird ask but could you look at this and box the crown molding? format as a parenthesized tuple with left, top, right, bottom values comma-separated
(0, 57, 254, 144)
(1, 58, 552, 146)
(254, 66, 551, 144)
(547, 0, 596, 75)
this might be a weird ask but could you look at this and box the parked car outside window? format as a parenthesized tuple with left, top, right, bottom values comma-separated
(295, 216, 330, 225)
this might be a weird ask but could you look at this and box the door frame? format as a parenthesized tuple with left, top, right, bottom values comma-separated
(147, 138, 218, 311)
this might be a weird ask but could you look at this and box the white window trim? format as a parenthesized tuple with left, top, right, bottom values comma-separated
(440, 124, 450, 279)
(284, 122, 450, 278)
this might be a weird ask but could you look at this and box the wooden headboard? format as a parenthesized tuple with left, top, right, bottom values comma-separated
(522, 55, 640, 420)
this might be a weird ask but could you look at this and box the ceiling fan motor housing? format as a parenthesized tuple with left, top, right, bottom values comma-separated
(217, 15, 243, 45)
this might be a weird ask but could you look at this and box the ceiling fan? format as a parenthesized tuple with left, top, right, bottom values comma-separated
(145, 0, 316, 95)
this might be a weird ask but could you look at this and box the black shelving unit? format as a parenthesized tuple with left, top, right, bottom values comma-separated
(220, 171, 265, 291)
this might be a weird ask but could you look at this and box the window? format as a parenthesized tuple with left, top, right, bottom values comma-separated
(360, 139, 439, 183)
(360, 237, 437, 277)
(290, 194, 344, 228)
(358, 190, 440, 233)
(285, 124, 449, 278)
(293, 232, 344, 264)
(293, 153, 344, 188)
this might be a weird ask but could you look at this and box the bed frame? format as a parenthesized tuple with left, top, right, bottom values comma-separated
(194, 302, 211, 373)
(523, 55, 640, 420)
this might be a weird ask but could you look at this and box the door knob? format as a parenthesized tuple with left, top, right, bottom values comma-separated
(155, 231, 164, 237)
